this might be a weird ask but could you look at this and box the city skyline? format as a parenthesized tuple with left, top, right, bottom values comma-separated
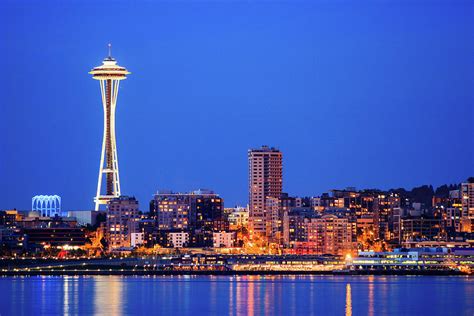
(1, 0, 473, 211)
(1, 1, 474, 314)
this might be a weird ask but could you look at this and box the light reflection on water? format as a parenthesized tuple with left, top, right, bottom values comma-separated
(94, 276, 123, 316)
(0, 275, 473, 315)
(345, 283, 352, 316)
(368, 275, 374, 316)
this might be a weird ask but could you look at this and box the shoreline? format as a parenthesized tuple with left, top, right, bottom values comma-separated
(0, 270, 468, 277)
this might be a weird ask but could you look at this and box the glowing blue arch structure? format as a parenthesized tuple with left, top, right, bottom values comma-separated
(32, 195, 61, 217)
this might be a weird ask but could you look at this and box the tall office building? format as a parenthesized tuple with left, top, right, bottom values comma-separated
(90, 45, 130, 210)
(461, 181, 474, 232)
(106, 196, 139, 249)
(248, 146, 283, 237)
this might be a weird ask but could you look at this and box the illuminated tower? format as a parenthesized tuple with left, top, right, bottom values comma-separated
(90, 44, 130, 210)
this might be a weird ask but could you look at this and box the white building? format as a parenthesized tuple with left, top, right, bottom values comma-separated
(131, 232, 145, 247)
(213, 232, 236, 248)
(168, 232, 189, 248)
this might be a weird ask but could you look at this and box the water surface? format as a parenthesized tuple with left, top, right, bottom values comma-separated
(0, 275, 472, 315)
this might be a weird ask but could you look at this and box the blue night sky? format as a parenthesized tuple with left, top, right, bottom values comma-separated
(0, 0, 473, 211)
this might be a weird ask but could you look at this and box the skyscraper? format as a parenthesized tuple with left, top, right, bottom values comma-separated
(461, 181, 474, 232)
(90, 45, 130, 210)
(248, 146, 283, 237)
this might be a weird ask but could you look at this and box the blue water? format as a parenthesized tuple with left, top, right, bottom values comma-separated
(0, 275, 472, 315)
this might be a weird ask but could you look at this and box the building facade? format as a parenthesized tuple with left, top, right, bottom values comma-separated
(151, 190, 225, 247)
(131, 232, 145, 247)
(461, 182, 474, 232)
(213, 231, 236, 248)
(248, 146, 283, 237)
(265, 196, 282, 243)
(283, 211, 355, 255)
(400, 217, 445, 242)
(24, 228, 86, 249)
(106, 196, 139, 249)
(227, 206, 249, 229)
(306, 214, 355, 255)
(168, 232, 189, 248)
(153, 191, 191, 231)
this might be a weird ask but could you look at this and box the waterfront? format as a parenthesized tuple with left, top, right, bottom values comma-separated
(0, 275, 473, 315)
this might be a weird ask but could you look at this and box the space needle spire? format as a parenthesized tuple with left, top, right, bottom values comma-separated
(90, 45, 130, 210)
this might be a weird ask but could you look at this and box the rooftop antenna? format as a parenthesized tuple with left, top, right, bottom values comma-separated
(108, 43, 112, 58)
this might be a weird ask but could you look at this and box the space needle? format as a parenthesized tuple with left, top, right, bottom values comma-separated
(90, 44, 130, 210)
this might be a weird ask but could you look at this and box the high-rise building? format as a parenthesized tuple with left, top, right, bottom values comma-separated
(248, 146, 283, 237)
(90, 45, 130, 210)
(461, 182, 474, 232)
(106, 196, 139, 249)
